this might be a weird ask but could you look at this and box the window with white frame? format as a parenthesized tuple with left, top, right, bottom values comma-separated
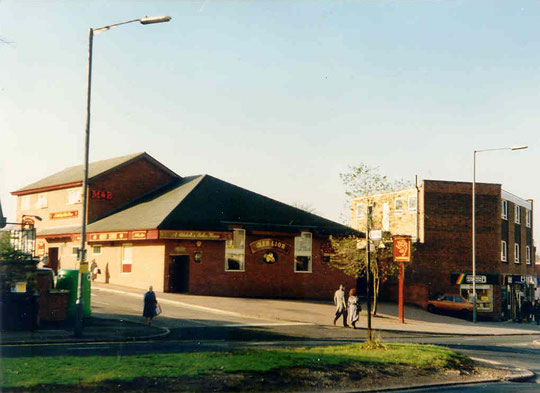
(501, 200, 508, 220)
(72, 246, 79, 256)
(526, 209, 532, 228)
(121, 244, 132, 273)
(515, 205, 521, 224)
(294, 232, 312, 273)
(225, 229, 245, 271)
(355, 203, 364, 220)
(21, 196, 31, 211)
(67, 188, 82, 204)
(92, 245, 102, 255)
(501, 241, 507, 262)
(526, 245, 531, 265)
(408, 195, 417, 212)
(514, 243, 520, 264)
(35, 193, 48, 209)
(394, 198, 404, 214)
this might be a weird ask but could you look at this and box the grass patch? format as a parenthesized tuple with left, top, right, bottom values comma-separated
(1, 343, 472, 388)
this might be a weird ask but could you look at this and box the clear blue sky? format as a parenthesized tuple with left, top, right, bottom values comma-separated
(1, 1, 539, 232)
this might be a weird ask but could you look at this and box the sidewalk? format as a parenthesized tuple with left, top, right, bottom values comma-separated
(0, 314, 167, 345)
(93, 282, 540, 336)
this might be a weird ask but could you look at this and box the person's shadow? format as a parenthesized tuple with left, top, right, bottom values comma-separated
(105, 262, 110, 284)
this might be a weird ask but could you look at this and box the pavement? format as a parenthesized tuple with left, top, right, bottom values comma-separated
(1, 282, 539, 345)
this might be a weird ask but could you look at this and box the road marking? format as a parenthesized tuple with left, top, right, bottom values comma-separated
(470, 357, 502, 365)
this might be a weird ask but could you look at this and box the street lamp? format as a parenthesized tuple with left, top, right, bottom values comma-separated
(75, 15, 171, 338)
(472, 145, 527, 323)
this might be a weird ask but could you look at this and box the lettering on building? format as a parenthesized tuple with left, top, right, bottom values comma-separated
(249, 239, 291, 254)
(50, 211, 78, 220)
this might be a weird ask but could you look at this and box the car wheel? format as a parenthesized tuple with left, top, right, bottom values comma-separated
(427, 305, 435, 313)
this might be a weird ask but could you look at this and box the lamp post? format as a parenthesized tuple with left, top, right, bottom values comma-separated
(75, 15, 171, 338)
(472, 145, 527, 323)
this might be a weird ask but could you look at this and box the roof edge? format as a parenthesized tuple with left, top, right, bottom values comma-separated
(12, 181, 82, 196)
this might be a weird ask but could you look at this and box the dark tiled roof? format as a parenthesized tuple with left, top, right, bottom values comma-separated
(89, 174, 360, 236)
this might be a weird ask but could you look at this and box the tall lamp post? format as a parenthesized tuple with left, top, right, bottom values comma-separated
(472, 145, 527, 323)
(75, 16, 171, 338)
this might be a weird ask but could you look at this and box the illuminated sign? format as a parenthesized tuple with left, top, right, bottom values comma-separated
(159, 230, 231, 240)
(249, 239, 291, 254)
(50, 211, 78, 220)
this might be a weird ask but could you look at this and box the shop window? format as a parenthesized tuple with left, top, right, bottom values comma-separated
(526, 209, 532, 228)
(501, 200, 508, 220)
(72, 247, 79, 256)
(67, 188, 82, 204)
(35, 193, 48, 209)
(501, 241, 507, 262)
(294, 232, 312, 273)
(460, 284, 493, 312)
(122, 244, 132, 273)
(526, 246, 531, 265)
(93, 245, 102, 255)
(408, 195, 417, 212)
(514, 243, 520, 264)
(21, 195, 31, 211)
(394, 198, 404, 214)
(515, 205, 521, 224)
(225, 229, 245, 272)
(355, 203, 364, 220)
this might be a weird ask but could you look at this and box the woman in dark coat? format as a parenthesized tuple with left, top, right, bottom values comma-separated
(143, 286, 158, 325)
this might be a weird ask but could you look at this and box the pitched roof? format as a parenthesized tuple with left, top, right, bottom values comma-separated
(88, 174, 360, 236)
(13, 152, 179, 194)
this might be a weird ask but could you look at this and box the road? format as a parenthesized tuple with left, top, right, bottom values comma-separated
(2, 288, 538, 392)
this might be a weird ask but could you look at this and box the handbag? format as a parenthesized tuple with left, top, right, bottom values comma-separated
(155, 303, 162, 315)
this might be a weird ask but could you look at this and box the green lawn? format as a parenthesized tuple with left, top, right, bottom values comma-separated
(1, 343, 471, 388)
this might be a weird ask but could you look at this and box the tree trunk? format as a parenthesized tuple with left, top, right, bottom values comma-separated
(372, 276, 380, 316)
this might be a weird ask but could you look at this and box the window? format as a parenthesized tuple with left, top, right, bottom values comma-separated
(355, 203, 364, 220)
(67, 188, 82, 204)
(21, 196, 31, 211)
(501, 200, 508, 220)
(526, 209, 532, 228)
(408, 195, 417, 212)
(394, 198, 404, 214)
(121, 244, 132, 273)
(92, 245, 102, 255)
(514, 243, 520, 264)
(294, 232, 312, 273)
(526, 246, 531, 265)
(225, 229, 245, 271)
(35, 193, 48, 209)
(501, 241, 507, 262)
(515, 205, 521, 224)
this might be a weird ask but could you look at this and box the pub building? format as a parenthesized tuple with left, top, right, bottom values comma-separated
(12, 153, 359, 299)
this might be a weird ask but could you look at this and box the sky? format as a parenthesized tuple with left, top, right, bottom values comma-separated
(1, 1, 539, 235)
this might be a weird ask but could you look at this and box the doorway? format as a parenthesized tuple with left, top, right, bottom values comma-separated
(48, 247, 59, 274)
(168, 255, 189, 293)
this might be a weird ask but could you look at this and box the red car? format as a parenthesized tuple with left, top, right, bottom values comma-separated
(427, 294, 473, 318)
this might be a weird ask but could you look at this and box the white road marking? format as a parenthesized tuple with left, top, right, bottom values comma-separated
(470, 357, 502, 365)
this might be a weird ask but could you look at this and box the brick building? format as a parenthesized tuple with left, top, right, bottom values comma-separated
(12, 153, 358, 299)
(351, 180, 536, 321)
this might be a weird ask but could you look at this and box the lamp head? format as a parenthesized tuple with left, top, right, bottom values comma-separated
(510, 145, 528, 151)
(140, 16, 172, 25)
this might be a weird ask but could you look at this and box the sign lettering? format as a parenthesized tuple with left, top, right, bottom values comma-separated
(50, 210, 78, 220)
(159, 230, 232, 241)
(90, 190, 113, 200)
(249, 239, 291, 254)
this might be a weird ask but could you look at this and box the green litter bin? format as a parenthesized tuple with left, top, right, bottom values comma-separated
(56, 269, 91, 318)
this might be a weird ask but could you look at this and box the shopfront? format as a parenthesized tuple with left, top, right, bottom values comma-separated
(450, 272, 499, 317)
(502, 275, 537, 321)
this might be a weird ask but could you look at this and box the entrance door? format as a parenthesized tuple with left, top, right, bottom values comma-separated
(168, 255, 189, 293)
(48, 247, 59, 274)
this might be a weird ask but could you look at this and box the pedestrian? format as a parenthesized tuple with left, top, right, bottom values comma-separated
(533, 300, 540, 326)
(348, 288, 361, 329)
(333, 284, 348, 327)
(143, 285, 158, 325)
(90, 259, 100, 282)
(522, 299, 532, 323)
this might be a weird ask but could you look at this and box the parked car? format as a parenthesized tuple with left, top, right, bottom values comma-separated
(427, 294, 473, 319)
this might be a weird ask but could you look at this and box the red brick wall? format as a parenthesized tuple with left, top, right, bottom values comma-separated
(163, 234, 356, 300)
(88, 157, 177, 223)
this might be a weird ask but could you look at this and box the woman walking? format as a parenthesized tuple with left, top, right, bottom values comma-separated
(348, 288, 361, 329)
(143, 285, 158, 325)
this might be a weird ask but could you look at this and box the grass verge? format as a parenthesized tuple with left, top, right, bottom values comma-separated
(1, 343, 472, 388)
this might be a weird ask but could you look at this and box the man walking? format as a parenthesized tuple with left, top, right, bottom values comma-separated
(333, 284, 348, 327)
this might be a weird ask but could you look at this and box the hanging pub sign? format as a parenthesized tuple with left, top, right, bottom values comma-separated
(249, 239, 291, 254)
(393, 236, 412, 262)
(90, 190, 113, 200)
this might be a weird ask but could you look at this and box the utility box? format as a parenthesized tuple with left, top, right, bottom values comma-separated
(56, 269, 91, 318)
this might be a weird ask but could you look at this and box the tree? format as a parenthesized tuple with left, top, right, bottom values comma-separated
(329, 164, 411, 315)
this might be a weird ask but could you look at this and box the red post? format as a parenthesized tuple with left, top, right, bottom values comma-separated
(398, 262, 404, 323)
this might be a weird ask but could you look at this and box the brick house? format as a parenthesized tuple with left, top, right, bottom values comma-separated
(12, 152, 358, 299)
(351, 180, 536, 321)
